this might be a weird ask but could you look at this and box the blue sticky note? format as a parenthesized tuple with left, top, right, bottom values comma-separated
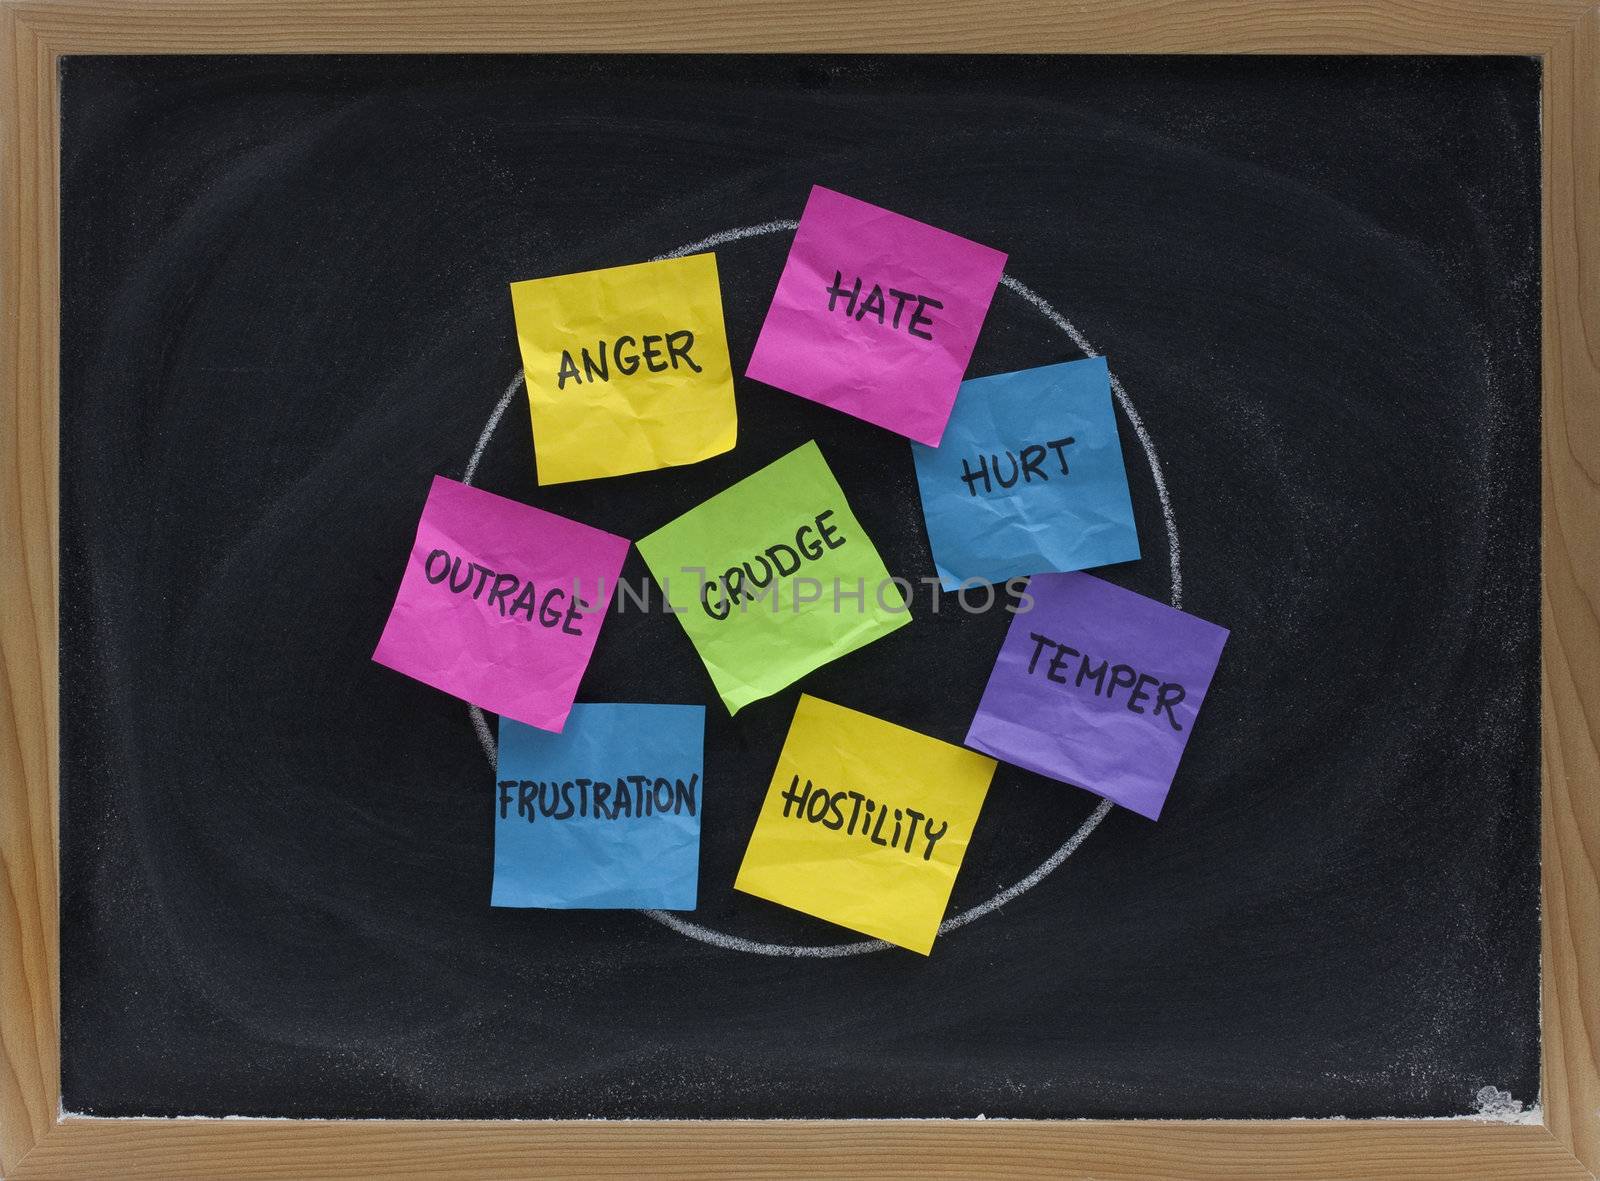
(492, 704, 703, 909)
(911, 357, 1140, 590)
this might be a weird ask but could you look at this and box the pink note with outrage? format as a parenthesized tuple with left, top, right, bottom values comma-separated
(372, 475, 629, 733)
(746, 186, 1006, 447)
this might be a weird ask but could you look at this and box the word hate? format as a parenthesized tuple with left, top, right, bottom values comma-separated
(824, 271, 943, 340)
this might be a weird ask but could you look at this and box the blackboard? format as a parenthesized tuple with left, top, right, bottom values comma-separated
(58, 53, 1541, 1121)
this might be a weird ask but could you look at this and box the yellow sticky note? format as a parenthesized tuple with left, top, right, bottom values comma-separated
(734, 695, 997, 955)
(510, 253, 737, 484)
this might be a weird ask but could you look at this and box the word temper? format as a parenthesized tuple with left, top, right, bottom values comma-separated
(825, 271, 943, 340)
(556, 331, 701, 390)
(1026, 631, 1187, 731)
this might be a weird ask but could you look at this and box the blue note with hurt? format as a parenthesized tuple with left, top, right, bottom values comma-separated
(911, 357, 1140, 590)
(492, 704, 703, 909)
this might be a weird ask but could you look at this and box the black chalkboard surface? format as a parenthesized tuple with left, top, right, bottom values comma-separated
(59, 54, 1541, 1121)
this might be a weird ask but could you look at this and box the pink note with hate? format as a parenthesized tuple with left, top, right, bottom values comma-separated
(746, 186, 1007, 447)
(372, 475, 629, 733)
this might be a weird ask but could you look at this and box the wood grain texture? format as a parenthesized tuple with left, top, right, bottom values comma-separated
(7, 1119, 1597, 1181)
(0, 0, 1595, 54)
(2, 0, 1596, 1177)
(1540, 3, 1600, 1175)
(0, 1, 60, 1177)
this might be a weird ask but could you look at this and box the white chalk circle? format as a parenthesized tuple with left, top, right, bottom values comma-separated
(464, 220, 1180, 957)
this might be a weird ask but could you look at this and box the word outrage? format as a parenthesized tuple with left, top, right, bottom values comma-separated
(555, 331, 701, 389)
(961, 437, 1076, 496)
(825, 271, 943, 340)
(1026, 631, 1187, 731)
(780, 774, 949, 860)
(497, 774, 699, 822)
(700, 510, 847, 620)
(423, 548, 590, 634)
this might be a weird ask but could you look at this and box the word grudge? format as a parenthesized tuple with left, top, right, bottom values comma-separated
(371, 475, 628, 733)
(965, 572, 1228, 820)
(735, 694, 996, 955)
(911, 357, 1140, 590)
(636, 440, 909, 714)
(493, 704, 703, 909)
(745, 185, 1006, 447)
(510, 252, 737, 484)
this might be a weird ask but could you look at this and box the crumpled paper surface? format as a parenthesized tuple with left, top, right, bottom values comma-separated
(635, 440, 910, 715)
(491, 704, 703, 910)
(965, 572, 1229, 821)
(733, 694, 995, 955)
(511, 252, 737, 485)
(745, 185, 1006, 447)
(371, 475, 629, 733)
(911, 357, 1141, 590)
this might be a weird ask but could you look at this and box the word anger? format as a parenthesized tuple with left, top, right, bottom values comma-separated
(555, 331, 702, 389)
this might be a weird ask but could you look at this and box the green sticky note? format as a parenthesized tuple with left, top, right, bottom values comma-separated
(637, 441, 911, 714)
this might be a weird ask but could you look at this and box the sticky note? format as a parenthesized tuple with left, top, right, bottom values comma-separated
(745, 186, 1006, 446)
(911, 357, 1141, 590)
(510, 253, 737, 485)
(372, 475, 629, 732)
(734, 695, 996, 954)
(635, 441, 910, 714)
(965, 572, 1228, 820)
(492, 705, 703, 909)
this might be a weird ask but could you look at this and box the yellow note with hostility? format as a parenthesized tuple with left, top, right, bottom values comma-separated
(510, 253, 737, 484)
(734, 694, 996, 955)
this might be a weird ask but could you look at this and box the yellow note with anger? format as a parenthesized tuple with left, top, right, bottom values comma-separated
(510, 252, 737, 484)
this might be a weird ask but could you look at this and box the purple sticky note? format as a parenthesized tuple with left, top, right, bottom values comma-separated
(746, 186, 1007, 447)
(372, 475, 629, 733)
(965, 572, 1228, 820)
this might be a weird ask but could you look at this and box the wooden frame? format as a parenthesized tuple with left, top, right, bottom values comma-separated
(1, 2, 1595, 1177)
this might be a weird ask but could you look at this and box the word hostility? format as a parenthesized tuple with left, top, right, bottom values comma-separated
(780, 774, 949, 860)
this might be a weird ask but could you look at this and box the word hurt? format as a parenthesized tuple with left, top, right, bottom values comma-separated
(960, 436, 1076, 496)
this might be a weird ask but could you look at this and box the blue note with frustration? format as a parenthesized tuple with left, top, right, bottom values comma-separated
(492, 704, 703, 909)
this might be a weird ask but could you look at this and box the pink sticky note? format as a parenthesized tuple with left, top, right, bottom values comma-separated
(746, 186, 1007, 446)
(372, 476, 629, 733)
